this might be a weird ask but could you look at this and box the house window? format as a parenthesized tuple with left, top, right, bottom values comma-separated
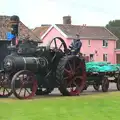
(90, 54, 94, 61)
(88, 40, 91, 46)
(103, 40, 108, 47)
(103, 54, 108, 61)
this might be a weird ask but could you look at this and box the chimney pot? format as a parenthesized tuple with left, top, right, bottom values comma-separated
(63, 16, 71, 25)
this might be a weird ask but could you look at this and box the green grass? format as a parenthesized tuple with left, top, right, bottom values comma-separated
(0, 92, 120, 120)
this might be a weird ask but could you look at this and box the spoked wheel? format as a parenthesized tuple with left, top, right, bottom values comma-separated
(0, 71, 12, 97)
(101, 76, 109, 92)
(47, 37, 67, 52)
(35, 87, 54, 95)
(93, 83, 100, 91)
(46, 37, 68, 62)
(11, 70, 38, 99)
(116, 75, 120, 90)
(56, 55, 86, 96)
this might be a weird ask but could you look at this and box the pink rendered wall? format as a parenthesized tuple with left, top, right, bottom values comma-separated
(42, 27, 69, 46)
(42, 27, 116, 64)
(80, 39, 116, 64)
(64, 39, 116, 63)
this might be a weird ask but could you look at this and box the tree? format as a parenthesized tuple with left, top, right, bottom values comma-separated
(106, 20, 120, 48)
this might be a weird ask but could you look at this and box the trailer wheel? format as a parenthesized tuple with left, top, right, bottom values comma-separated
(93, 84, 100, 91)
(116, 75, 120, 90)
(56, 55, 86, 96)
(11, 70, 38, 99)
(101, 77, 109, 92)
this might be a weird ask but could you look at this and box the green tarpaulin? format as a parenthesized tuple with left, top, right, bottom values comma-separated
(86, 62, 120, 72)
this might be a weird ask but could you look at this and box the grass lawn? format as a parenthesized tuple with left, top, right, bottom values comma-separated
(0, 92, 120, 120)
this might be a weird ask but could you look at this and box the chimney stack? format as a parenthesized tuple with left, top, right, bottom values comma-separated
(63, 16, 71, 25)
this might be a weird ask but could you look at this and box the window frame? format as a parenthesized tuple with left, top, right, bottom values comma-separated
(90, 54, 94, 61)
(88, 40, 91, 46)
(103, 40, 108, 47)
(103, 54, 108, 61)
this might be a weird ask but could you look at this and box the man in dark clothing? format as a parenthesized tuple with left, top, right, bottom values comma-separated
(69, 34, 82, 55)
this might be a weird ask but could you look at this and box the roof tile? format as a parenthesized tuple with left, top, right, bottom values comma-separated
(0, 15, 41, 41)
(56, 24, 118, 40)
(32, 26, 50, 37)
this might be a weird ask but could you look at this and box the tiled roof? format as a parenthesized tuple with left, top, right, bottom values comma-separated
(32, 26, 50, 37)
(55, 24, 118, 40)
(0, 15, 41, 41)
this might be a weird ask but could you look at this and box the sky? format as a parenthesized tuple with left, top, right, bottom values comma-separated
(0, 0, 120, 28)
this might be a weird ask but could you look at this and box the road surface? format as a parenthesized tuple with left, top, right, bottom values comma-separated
(33, 83, 119, 99)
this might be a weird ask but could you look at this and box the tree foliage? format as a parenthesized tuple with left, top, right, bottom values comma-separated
(106, 20, 120, 48)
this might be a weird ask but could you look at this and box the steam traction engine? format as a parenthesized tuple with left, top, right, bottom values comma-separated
(2, 37, 86, 99)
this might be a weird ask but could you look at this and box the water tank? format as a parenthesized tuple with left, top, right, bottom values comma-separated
(63, 16, 71, 24)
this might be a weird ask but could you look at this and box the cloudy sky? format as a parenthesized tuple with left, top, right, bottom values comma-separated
(0, 0, 120, 28)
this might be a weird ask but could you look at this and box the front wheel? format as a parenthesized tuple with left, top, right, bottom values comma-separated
(11, 70, 38, 99)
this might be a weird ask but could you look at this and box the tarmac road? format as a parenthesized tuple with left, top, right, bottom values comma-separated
(34, 83, 119, 99)
(52, 83, 118, 95)
(4, 83, 118, 100)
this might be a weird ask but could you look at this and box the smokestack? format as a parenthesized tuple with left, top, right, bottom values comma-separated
(10, 15, 20, 23)
(63, 16, 71, 25)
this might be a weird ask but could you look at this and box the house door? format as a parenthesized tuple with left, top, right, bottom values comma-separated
(90, 54, 94, 61)
(116, 54, 120, 64)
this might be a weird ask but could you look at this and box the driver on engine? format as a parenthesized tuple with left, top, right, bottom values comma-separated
(69, 34, 82, 55)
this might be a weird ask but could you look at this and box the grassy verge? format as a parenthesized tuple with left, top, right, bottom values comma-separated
(0, 92, 120, 120)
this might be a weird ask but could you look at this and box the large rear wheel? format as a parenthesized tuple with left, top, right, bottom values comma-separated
(56, 55, 86, 96)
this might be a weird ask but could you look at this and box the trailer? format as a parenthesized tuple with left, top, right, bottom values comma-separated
(82, 62, 120, 92)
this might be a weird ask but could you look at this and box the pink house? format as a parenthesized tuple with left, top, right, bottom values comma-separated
(33, 16, 119, 64)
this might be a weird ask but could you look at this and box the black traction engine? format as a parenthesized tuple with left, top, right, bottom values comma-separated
(0, 37, 86, 99)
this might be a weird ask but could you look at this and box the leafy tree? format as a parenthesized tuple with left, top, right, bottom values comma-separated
(106, 20, 120, 48)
